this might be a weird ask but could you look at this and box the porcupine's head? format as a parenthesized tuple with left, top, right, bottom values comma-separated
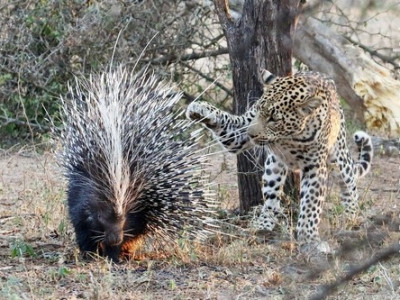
(60, 67, 216, 262)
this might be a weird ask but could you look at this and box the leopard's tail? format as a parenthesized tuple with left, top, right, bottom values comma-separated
(353, 131, 373, 178)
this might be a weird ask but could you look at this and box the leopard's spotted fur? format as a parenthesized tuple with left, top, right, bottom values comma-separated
(186, 71, 373, 248)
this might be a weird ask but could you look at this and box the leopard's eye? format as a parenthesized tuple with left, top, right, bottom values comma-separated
(265, 109, 281, 123)
(273, 112, 282, 121)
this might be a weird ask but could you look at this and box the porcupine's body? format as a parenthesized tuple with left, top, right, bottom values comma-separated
(61, 67, 215, 262)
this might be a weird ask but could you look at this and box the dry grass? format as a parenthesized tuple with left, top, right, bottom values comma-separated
(0, 144, 399, 300)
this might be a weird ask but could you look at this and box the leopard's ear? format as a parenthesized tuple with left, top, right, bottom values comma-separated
(260, 69, 276, 85)
(296, 97, 322, 117)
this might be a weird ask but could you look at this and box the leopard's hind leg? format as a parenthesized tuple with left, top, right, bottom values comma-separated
(331, 130, 373, 214)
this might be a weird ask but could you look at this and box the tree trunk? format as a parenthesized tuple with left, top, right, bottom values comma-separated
(214, 0, 302, 212)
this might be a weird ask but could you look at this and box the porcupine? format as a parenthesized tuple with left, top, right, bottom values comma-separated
(60, 67, 216, 262)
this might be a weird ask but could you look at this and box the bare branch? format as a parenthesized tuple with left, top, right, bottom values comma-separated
(346, 37, 400, 70)
(180, 62, 233, 97)
(0, 116, 51, 132)
(310, 243, 400, 300)
(142, 48, 229, 65)
(0, 65, 60, 98)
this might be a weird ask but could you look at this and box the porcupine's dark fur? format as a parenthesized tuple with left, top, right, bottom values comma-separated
(60, 67, 215, 262)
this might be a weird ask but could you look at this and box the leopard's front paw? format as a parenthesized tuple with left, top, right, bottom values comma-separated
(250, 206, 278, 231)
(186, 102, 218, 129)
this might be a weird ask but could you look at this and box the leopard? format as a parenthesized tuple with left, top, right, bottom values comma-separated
(186, 70, 373, 252)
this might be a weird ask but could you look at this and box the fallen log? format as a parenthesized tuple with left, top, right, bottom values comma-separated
(294, 17, 400, 136)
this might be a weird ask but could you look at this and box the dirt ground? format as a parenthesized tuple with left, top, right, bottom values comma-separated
(0, 143, 399, 300)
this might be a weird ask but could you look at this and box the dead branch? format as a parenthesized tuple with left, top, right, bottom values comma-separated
(310, 243, 400, 300)
(346, 37, 400, 70)
(0, 116, 51, 132)
(142, 48, 229, 65)
(180, 62, 233, 97)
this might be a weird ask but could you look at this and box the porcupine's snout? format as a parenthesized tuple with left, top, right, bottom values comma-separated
(103, 216, 125, 246)
(99, 217, 126, 262)
(104, 229, 124, 246)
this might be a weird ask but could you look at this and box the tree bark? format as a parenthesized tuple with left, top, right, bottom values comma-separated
(214, 0, 302, 212)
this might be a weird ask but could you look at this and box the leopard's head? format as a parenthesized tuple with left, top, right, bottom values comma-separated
(247, 71, 332, 145)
